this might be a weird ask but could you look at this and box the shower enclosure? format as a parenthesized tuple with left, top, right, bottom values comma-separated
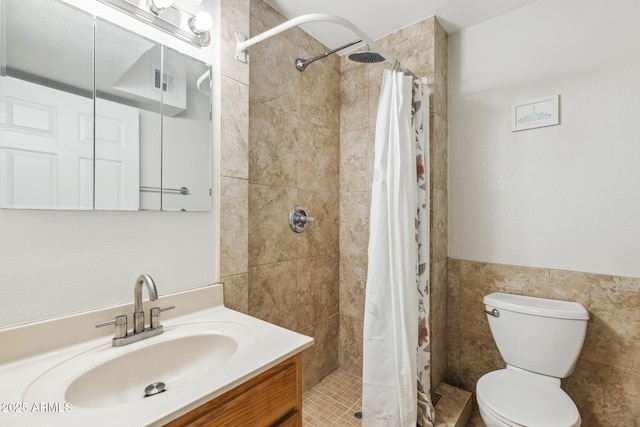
(237, 5, 448, 426)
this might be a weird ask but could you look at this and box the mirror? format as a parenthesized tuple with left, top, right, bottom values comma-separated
(0, 0, 212, 211)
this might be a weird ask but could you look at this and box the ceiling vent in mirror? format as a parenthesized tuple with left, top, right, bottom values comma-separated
(111, 55, 186, 116)
(154, 68, 177, 97)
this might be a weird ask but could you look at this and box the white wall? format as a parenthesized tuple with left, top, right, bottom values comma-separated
(0, 0, 219, 328)
(448, 0, 640, 277)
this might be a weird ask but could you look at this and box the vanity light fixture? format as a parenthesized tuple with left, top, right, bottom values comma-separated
(148, 0, 173, 15)
(97, 0, 212, 48)
(189, 11, 213, 45)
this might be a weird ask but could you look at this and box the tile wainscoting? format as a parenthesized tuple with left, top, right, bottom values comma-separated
(446, 259, 640, 426)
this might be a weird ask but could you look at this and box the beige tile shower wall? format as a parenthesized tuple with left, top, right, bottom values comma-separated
(446, 259, 640, 426)
(247, 0, 341, 392)
(218, 0, 250, 313)
(338, 16, 448, 388)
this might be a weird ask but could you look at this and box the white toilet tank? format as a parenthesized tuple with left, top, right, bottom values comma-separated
(484, 292, 589, 378)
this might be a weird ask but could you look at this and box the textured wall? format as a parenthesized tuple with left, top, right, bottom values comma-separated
(338, 16, 449, 388)
(447, 260, 640, 426)
(448, 0, 640, 278)
(245, 0, 341, 392)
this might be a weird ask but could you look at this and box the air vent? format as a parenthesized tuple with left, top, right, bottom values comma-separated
(154, 68, 176, 96)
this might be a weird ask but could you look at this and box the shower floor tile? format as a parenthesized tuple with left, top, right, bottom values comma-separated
(302, 369, 362, 426)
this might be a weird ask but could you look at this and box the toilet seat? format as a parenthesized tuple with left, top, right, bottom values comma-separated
(476, 369, 581, 427)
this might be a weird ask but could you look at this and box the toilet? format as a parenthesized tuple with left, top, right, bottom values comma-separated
(476, 292, 589, 427)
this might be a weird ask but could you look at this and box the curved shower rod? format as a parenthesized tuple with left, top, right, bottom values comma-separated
(235, 13, 417, 77)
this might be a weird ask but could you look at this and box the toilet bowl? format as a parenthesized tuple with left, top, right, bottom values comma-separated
(476, 367, 580, 427)
(476, 292, 589, 427)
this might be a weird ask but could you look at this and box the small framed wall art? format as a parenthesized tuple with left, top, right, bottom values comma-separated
(511, 94, 560, 132)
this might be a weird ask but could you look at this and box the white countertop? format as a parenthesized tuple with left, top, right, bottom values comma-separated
(0, 285, 313, 426)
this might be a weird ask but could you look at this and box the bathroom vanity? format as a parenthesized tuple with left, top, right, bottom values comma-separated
(0, 285, 313, 426)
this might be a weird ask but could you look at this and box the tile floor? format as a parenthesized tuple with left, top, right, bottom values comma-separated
(302, 369, 362, 426)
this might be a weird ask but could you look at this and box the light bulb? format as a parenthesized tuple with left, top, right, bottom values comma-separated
(190, 11, 213, 34)
(149, 0, 173, 15)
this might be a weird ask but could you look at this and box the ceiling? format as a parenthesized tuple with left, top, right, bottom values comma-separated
(263, 0, 539, 51)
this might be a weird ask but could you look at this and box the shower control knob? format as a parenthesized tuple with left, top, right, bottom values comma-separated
(289, 206, 315, 233)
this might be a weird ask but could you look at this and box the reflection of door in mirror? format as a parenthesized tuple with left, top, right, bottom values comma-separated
(0, 0, 213, 211)
(0, 0, 94, 209)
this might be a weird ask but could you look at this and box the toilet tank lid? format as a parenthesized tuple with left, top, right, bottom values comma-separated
(483, 292, 589, 320)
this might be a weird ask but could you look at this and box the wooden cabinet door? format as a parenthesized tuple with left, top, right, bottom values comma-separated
(167, 354, 302, 427)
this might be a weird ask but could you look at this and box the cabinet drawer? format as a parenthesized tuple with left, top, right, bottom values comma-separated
(167, 354, 302, 427)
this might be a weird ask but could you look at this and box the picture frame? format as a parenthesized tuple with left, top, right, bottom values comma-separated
(511, 94, 560, 132)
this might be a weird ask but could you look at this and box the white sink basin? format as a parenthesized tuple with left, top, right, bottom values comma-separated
(66, 333, 237, 408)
(22, 321, 253, 409)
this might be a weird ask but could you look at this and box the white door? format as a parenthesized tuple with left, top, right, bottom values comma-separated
(95, 98, 140, 210)
(0, 76, 140, 210)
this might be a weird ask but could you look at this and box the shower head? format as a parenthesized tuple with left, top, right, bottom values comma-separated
(348, 46, 385, 64)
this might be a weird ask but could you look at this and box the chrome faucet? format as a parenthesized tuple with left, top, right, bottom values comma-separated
(96, 274, 174, 347)
(133, 274, 158, 333)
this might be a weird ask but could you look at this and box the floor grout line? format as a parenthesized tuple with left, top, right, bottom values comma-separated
(303, 369, 362, 427)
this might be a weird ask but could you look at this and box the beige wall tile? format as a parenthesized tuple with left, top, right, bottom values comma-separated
(296, 190, 339, 258)
(458, 330, 504, 396)
(248, 184, 299, 265)
(432, 188, 448, 262)
(297, 123, 339, 192)
(379, 17, 435, 81)
(447, 259, 461, 329)
(298, 254, 340, 330)
(339, 314, 363, 377)
(432, 115, 448, 191)
(248, 101, 298, 187)
(219, 177, 248, 277)
(340, 60, 369, 133)
(431, 259, 448, 387)
(339, 191, 370, 255)
(433, 17, 448, 119)
(248, 260, 298, 331)
(340, 128, 369, 193)
(563, 359, 640, 426)
(248, 20, 299, 115)
(300, 60, 340, 131)
(339, 254, 368, 319)
(445, 326, 461, 387)
(220, 76, 249, 179)
(301, 313, 340, 391)
(550, 269, 640, 374)
(221, 273, 248, 314)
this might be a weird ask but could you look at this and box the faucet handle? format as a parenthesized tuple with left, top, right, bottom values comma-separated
(96, 315, 128, 339)
(150, 305, 175, 329)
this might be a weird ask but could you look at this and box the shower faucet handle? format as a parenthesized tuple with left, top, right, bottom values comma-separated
(289, 206, 314, 233)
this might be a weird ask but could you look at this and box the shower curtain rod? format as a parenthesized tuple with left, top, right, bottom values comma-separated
(235, 13, 417, 78)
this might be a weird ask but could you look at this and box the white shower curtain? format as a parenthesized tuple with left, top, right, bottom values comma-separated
(362, 70, 434, 427)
